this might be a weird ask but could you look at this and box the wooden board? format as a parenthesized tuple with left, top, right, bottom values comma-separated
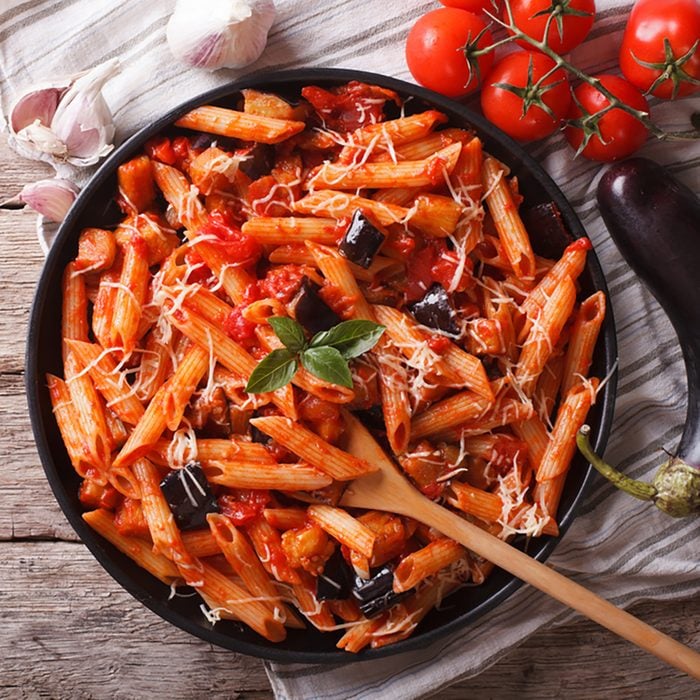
(1, 137, 697, 699)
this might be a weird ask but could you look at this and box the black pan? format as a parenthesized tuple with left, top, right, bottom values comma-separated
(25, 68, 617, 664)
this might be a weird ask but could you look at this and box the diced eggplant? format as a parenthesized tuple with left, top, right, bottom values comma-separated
(160, 462, 218, 531)
(409, 283, 459, 335)
(356, 405, 386, 433)
(351, 565, 413, 617)
(239, 142, 276, 180)
(339, 210, 385, 269)
(291, 277, 341, 334)
(521, 201, 573, 259)
(250, 422, 272, 445)
(316, 549, 354, 600)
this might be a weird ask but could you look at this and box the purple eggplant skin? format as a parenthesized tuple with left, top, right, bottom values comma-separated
(593, 157, 700, 516)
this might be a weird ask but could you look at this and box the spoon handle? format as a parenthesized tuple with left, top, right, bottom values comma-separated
(417, 497, 700, 680)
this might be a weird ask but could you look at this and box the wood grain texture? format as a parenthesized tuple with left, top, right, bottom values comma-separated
(0, 136, 697, 699)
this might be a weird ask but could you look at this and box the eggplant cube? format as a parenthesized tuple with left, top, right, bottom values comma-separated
(316, 549, 354, 601)
(339, 210, 385, 269)
(160, 462, 218, 531)
(351, 565, 412, 617)
(291, 277, 342, 335)
(409, 283, 459, 335)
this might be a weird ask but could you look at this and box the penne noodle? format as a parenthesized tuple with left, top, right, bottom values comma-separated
(201, 460, 332, 490)
(482, 156, 536, 282)
(111, 234, 150, 354)
(47, 374, 96, 479)
(293, 190, 407, 226)
(241, 217, 341, 245)
(308, 505, 376, 558)
(307, 143, 462, 190)
(113, 344, 209, 468)
(561, 291, 606, 395)
(65, 340, 145, 426)
(207, 513, 297, 627)
(392, 538, 465, 592)
(535, 379, 599, 484)
(411, 389, 493, 441)
(83, 509, 179, 584)
(515, 275, 577, 395)
(61, 262, 89, 364)
(250, 416, 376, 481)
(175, 105, 305, 144)
(64, 351, 112, 473)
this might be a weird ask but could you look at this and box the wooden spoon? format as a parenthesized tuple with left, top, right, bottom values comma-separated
(339, 412, 700, 679)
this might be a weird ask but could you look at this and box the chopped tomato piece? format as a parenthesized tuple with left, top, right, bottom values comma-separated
(198, 210, 262, 268)
(144, 136, 177, 165)
(218, 490, 271, 526)
(223, 306, 257, 345)
(259, 264, 306, 303)
(301, 81, 401, 132)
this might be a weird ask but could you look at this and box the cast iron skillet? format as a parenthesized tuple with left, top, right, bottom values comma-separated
(26, 68, 617, 663)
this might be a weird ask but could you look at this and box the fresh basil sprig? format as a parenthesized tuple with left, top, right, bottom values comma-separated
(245, 318, 385, 394)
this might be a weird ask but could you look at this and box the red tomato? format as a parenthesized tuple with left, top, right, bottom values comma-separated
(218, 490, 270, 526)
(405, 8, 495, 98)
(565, 75, 649, 161)
(438, 0, 495, 11)
(620, 0, 700, 99)
(480, 51, 571, 141)
(199, 210, 262, 268)
(506, 0, 595, 54)
(144, 136, 176, 165)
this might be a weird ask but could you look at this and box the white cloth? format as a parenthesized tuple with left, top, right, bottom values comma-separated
(2, 2, 698, 698)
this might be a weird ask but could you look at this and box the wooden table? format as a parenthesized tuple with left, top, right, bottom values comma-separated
(1, 139, 697, 699)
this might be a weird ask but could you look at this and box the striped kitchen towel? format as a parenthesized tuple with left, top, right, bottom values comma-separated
(2, 1, 698, 698)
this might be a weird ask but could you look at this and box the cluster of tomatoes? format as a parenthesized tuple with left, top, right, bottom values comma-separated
(405, 0, 700, 161)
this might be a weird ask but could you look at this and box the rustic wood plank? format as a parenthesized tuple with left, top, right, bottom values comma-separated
(0, 137, 50, 374)
(1, 541, 698, 699)
(0, 372, 77, 541)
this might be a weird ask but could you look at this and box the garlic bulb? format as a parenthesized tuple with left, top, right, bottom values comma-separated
(18, 178, 79, 222)
(167, 0, 275, 71)
(8, 59, 120, 167)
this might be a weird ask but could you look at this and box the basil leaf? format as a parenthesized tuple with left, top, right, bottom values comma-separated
(300, 346, 353, 388)
(245, 349, 298, 394)
(309, 320, 385, 359)
(268, 316, 307, 353)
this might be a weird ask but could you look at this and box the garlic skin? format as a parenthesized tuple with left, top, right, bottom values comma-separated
(19, 178, 79, 223)
(8, 59, 120, 168)
(167, 0, 275, 71)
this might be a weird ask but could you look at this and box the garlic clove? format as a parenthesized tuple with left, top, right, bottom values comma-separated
(50, 58, 120, 165)
(167, 0, 275, 71)
(18, 178, 79, 223)
(17, 121, 69, 157)
(7, 60, 119, 168)
(9, 86, 66, 132)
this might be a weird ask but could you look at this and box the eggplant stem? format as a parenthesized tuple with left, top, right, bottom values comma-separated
(576, 425, 658, 502)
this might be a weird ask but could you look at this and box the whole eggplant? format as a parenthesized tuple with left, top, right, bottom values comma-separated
(577, 157, 700, 517)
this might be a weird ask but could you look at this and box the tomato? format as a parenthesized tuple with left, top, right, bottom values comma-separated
(438, 0, 495, 11)
(565, 75, 650, 161)
(198, 210, 262, 268)
(480, 51, 571, 141)
(218, 490, 270, 526)
(620, 0, 700, 99)
(223, 306, 257, 345)
(301, 81, 400, 131)
(405, 8, 495, 98)
(259, 264, 305, 303)
(506, 0, 595, 54)
(144, 136, 176, 165)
